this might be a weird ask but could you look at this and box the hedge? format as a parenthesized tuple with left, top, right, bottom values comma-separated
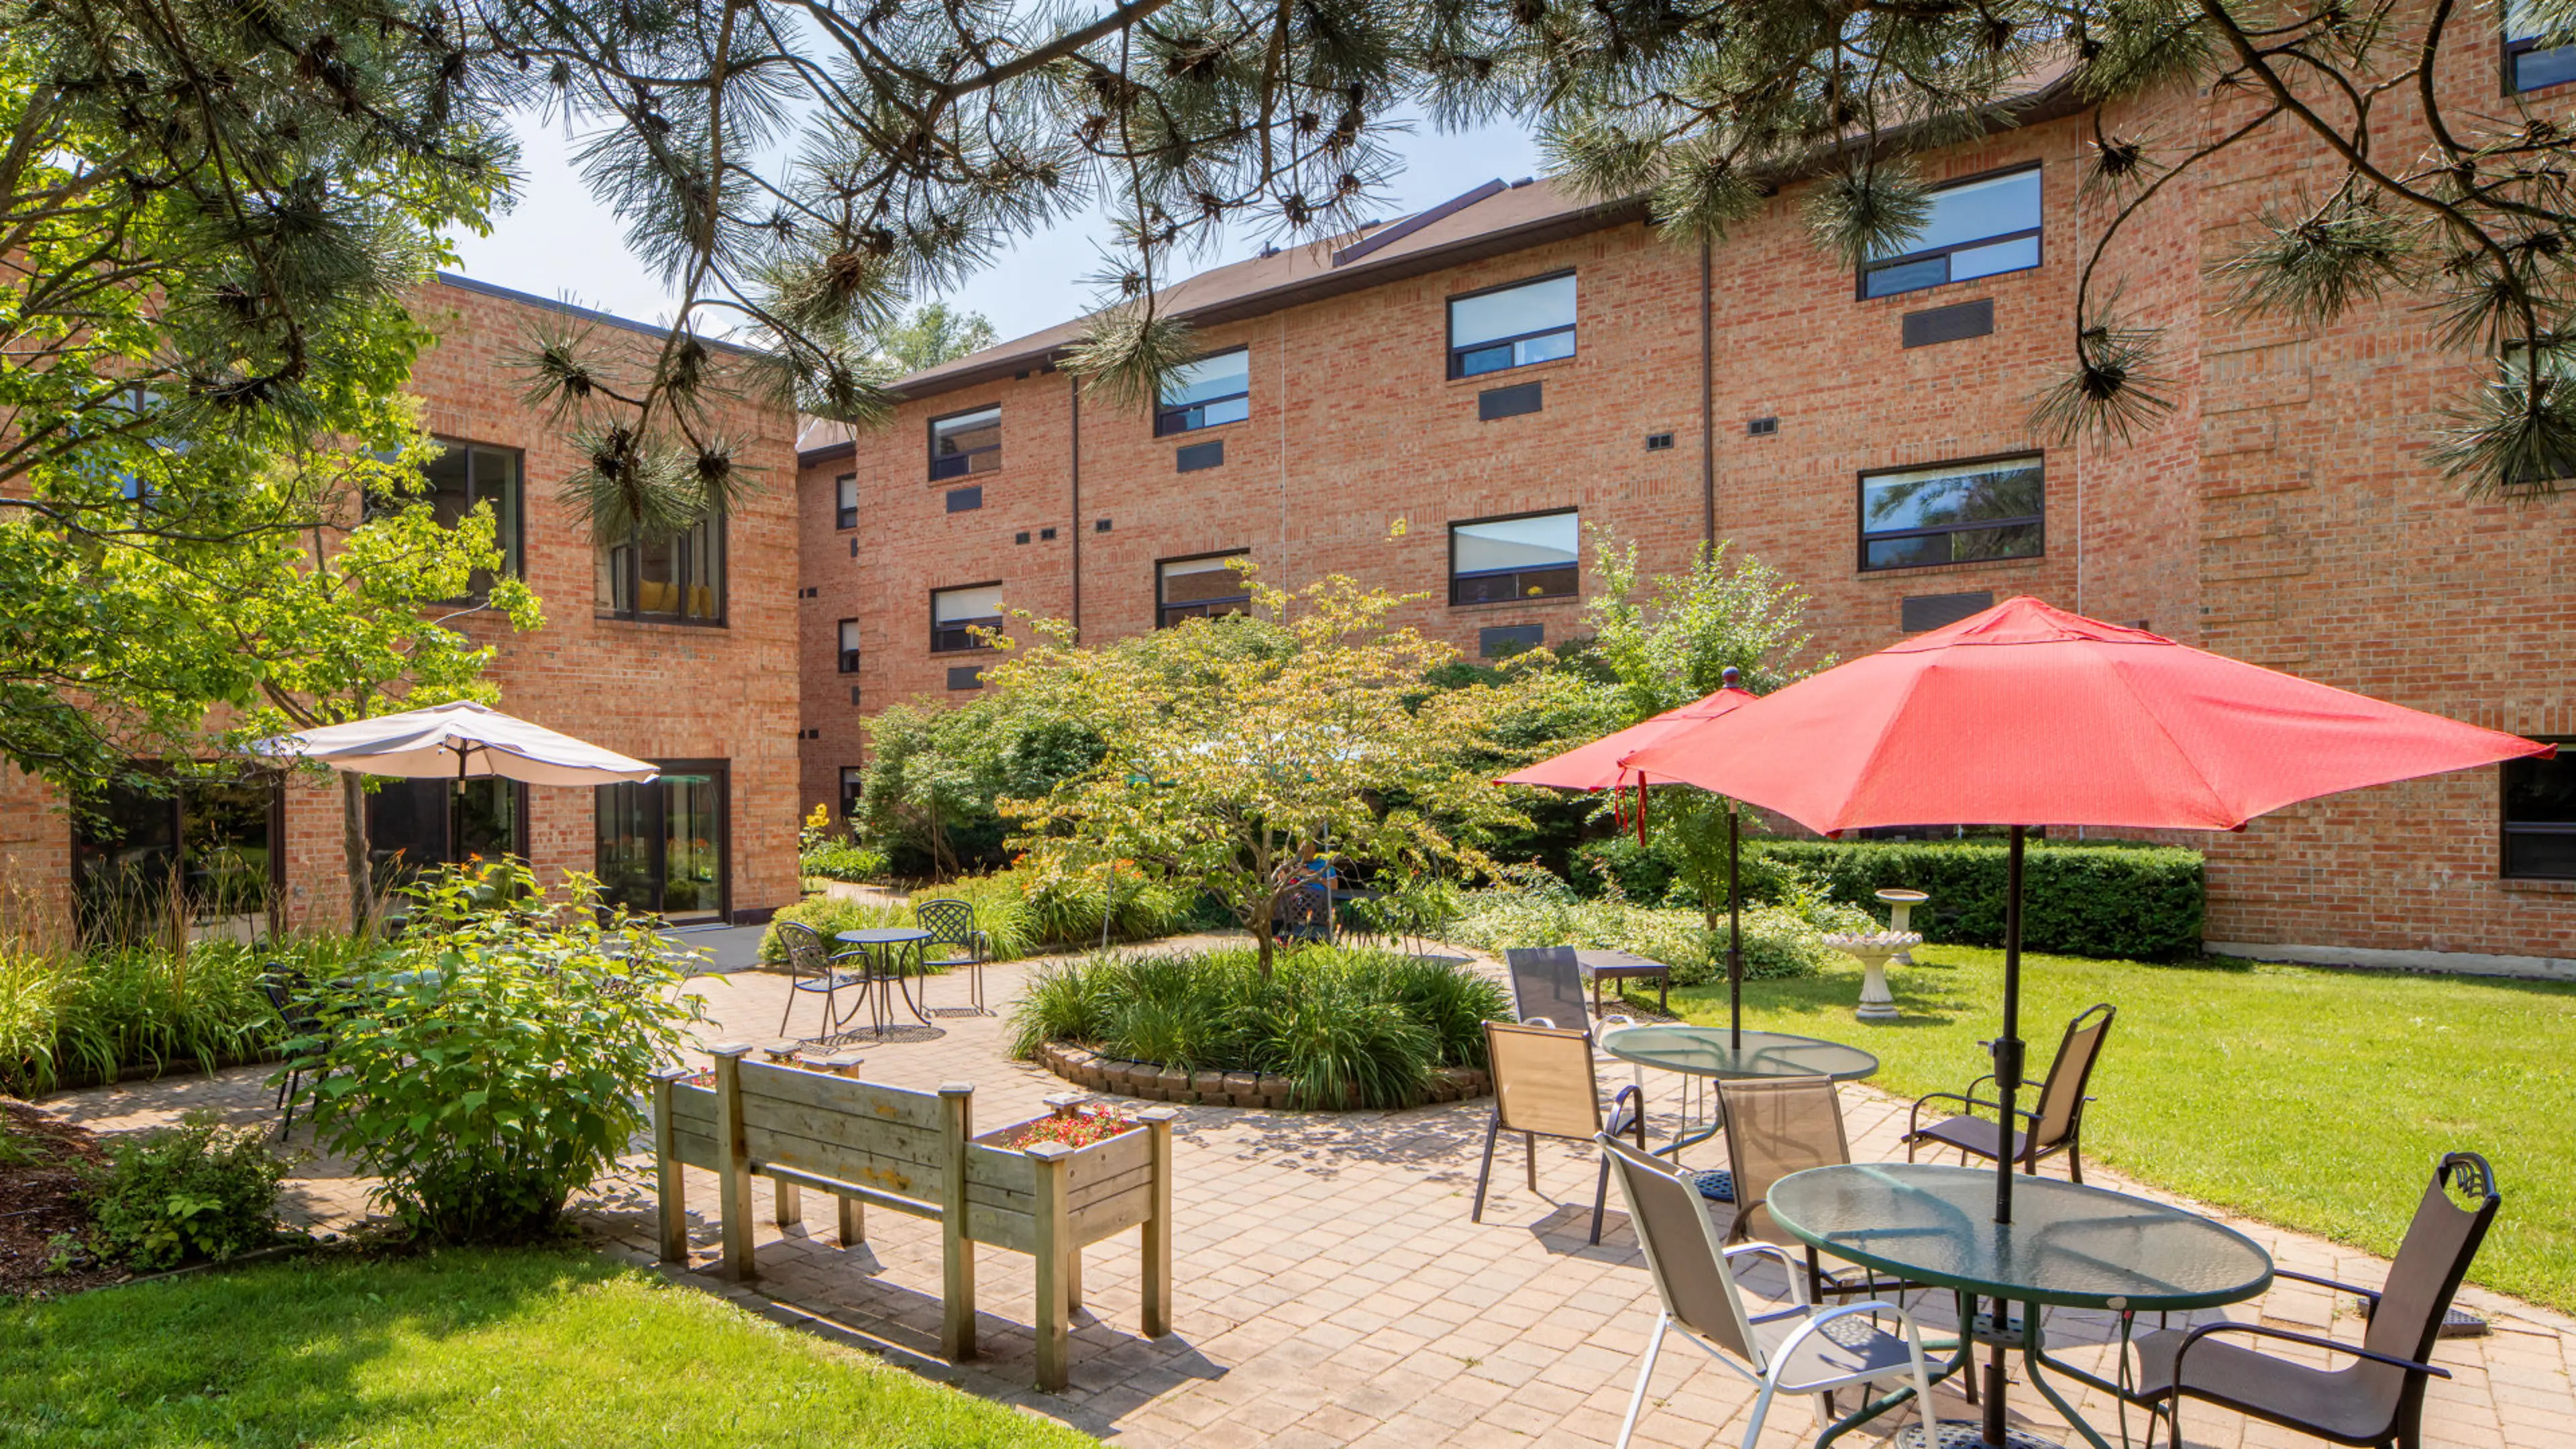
(1748, 839, 2204, 961)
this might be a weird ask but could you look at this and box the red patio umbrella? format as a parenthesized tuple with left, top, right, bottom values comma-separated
(1497, 674, 1762, 1042)
(1620, 596, 2549, 1221)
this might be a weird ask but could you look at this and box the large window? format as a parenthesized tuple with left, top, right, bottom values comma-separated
(1448, 273, 1576, 379)
(1450, 511, 1579, 606)
(1861, 168, 2043, 299)
(931, 583, 1004, 652)
(838, 619, 862, 674)
(835, 474, 859, 529)
(1158, 553, 1252, 627)
(1859, 455, 2045, 571)
(393, 439, 522, 598)
(366, 777, 525, 894)
(2504, 743, 2576, 879)
(598, 763, 729, 922)
(2509, 0, 2576, 90)
(596, 513, 726, 625)
(1156, 350, 1250, 435)
(929, 405, 1001, 480)
(70, 773, 280, 943)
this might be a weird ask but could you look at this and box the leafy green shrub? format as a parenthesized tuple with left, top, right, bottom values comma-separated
(297, 863, 703, 1244)
(1008, 945, 1507, 1108)
(83, 1109, 289, 1270)
(1443, 868, 1874, 983)
(938, 865, 1212, 956)
(800, 841, 890, 883)
(1750, 840, 2205, 959)
(1568, 833, 1811, 911)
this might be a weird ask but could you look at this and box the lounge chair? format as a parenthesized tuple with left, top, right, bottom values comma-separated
(1473, 1021, 1648, 1245)
(1906, 1002, 2114, 1181)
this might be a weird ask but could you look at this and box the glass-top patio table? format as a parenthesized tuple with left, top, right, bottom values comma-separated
(1767, 1162, 2275, 1449)
(1597, 1024, 1878, 1156)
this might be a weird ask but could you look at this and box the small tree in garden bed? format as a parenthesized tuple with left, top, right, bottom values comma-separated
(993, 569, 1523, 973)
(288, 861, 704, 1243)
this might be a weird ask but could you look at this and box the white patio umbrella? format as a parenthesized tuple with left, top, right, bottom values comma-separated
(250, 700, 658, 786)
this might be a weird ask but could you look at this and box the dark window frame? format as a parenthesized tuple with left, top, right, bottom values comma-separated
(1156, 549, 1253, 628)
(1446, 269, 1578, 380)
(365, 775, 531, 894)
(1154, 347, 1252, 437)
(840, 766, 865, 821)
(1856, 163, 2044, 301)
(594, 757, 731, 923)
(927, 403, 1002, 482)
(930, 580, 1005, 653)
(837, 617, 862, 674)
(595, 511, 729, 627)
(1856, 451, 2047, 574)
(2502, 739, 2576, 879)
(835, 473, 858, 530)
(1447, 506, 1581, 607)
(2506, 31, 2576, 92)
(68, 766, 286, 943)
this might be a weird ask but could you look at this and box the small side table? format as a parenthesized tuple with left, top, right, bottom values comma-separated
(1875, 888, 1929, 965)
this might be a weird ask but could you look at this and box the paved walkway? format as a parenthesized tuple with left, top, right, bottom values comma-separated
(37, 943, 2576, 1448)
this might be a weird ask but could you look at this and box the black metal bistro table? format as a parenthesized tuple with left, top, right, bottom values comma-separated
(833, 927, 935, 1033)
(1767, 1162, 2275, 1449)
(1597, 1024, 1880, 1156)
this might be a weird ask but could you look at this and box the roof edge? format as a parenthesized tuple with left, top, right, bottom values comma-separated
(432, 272, 768, 357)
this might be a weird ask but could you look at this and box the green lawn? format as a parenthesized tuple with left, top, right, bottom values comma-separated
(0, 1249, 1097, 1448)
(1647, 946, 2576, 1316)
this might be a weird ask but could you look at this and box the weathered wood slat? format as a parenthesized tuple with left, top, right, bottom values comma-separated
(961, 1142, 1038, 1197)
(739, 1059, 943, 1129)
(671, 1128, 718, 1171)
(1068, 1161, 1151, 1214)
(963, 1201, 1038, 1254)
(743, 1122, 941, 1201)
(737, 1099, 950, 1172)
(755, 1160, 940, 1221)
(1065, 1130, 1152, 1193)
(1069, 1191, 1153, 1245)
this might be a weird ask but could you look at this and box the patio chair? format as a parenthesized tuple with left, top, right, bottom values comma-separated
(773, 920, 870, 1040)
(2129, 1150, 2500, 1449)
(1473, 1021, 1648, 1245)
(1904, 1002, 2114, 1182)
(258, 965, 326, 1139)
(1599, 1132, 1941, 1449)
(1717, 1076, 1911, 1305)
(1503, 946, 1591, 1027)
(912, 898, 989, 1015)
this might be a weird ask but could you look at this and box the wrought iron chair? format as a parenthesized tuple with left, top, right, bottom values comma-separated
(1598, 1132, 1941, 1449)
(2129, 1151, 2500, 1449)
(1503, 945, 1591, 1027)
(1905, 1002, 2114, 1181)
(912, 898, 988, 1015)
(773, 920, 871, 1039)
(258, 965, 327, 1138)
(1473, 1021, 1648, 1245)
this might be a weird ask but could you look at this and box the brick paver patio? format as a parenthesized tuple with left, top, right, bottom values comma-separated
(38, 941, 2576, 1448)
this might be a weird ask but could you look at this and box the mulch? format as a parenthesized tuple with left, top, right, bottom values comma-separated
(0, 1099, 123, 1298)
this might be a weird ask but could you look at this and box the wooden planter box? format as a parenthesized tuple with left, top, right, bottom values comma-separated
(651, 1044, 1175, 1391)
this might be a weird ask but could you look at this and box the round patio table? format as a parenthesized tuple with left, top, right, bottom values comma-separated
(835, 927, 934, 1033)
(1766, 1162, 2274, 1449)
(1597, 1024, 1878, 1157)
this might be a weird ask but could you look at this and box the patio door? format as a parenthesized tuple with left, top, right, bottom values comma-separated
(596, 761, 729, 922)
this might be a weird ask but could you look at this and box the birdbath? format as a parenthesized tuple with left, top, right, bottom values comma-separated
(1822, 930, 1922, 1022)
(1874, 888, 1929, 964)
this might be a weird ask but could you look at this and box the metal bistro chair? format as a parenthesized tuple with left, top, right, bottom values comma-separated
(1906, 1002, 2115, 1182)
(1717, 1075, 1911, 1307)
(1599, 1133, 1941, 1449)
(773, 920, 871, 1040)
(912, 898, 989, 1015)
(1473, 1021, 1647, 1245)
(1503, 945, 1592, 1028)
(258, 965, 327, 1139)
(2130, 1151, 2502, 1449)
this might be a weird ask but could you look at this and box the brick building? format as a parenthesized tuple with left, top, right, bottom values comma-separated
(799, 46, 2576, 971)
(1, 274, 802, 938)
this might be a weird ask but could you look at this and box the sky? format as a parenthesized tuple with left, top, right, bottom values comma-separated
(443, 111, 1544, 347)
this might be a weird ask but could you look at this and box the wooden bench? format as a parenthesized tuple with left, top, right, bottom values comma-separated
(650, 1043, 1176, 1390)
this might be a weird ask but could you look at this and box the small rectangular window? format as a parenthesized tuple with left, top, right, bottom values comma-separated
(2508, 0, 2576, 90)
(1155, 349, 1250, 435)
(1859, 455, 2044, 572)
(1448, 273, 1576, 380)
(840, 766, 865, 820)
(421, 439, 523, 594)
(929, 405, 1001, 481)
(931, 582, 1004, 652)
(1861, 168, 2043, 300)
(837, 619, 861, 674)
(1159, 553, 1252, 627)
(596, 512, 727, 624)
(1450, 511, 1579, 606)
(2504, 743, 2576, 878)
(835, 474, 858, 529)
(1175, 439, 1225, 472)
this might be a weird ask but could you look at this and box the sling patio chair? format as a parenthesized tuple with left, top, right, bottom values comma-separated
(912, 898, 989, 1015)
(1717, 1075, 1915, 1307)
(1905, 1001, 2114, 1182)
(1599, 1132, 1941, 1449)
(1503, 945, 1592, 1028)
(2129, 1150, 2500, 1449)
(258, 965, 328, 1139)
(772, 920, 873, 1040)
(1473, 1021, 1648, 1245)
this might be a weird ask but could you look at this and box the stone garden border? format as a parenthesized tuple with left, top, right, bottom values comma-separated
(1034, 1040, 1491, 1109)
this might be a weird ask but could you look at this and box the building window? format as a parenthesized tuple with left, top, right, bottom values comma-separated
(69, 772, 282, 943)
(421, 439, 522, 595)
(929, 405, 1001, 481)
(2508, 0, 2576, 89)
(837, 619, 862, 674)
(366, 777, 527, 897)
(835, 474, 858, 529)
(1860, 167, 2043, 300)
(931, 583, 1004, 652)
(1859, 455, 2045, 572)
(1158, 553, 1252, 627)
(1448, 273, 1576, 380)
(1155, 349, 1251, 435)
(596, 761, 729, 922)
(596, 512, 727, 625)
(1450, 511, 1579, 606)
(841, 766, 865, 821)
(2504, 743, 2576, 879)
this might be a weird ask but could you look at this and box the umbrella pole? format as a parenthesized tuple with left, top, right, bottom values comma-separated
(1994, 825, 2027, 1226)
(1726, 804, 1742, 1050)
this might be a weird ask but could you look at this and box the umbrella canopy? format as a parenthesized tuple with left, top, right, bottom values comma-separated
(1495, 682, 1759, 793)
(1618, 596, 2550, 1230)
(251, 700, 659, 786)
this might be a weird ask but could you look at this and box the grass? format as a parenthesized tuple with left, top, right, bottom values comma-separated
(0, 1248, 1097, 1448)
(1651, 945, 2576, 1315)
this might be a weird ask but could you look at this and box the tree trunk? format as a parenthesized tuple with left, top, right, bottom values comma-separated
(340, 773, 374, 936)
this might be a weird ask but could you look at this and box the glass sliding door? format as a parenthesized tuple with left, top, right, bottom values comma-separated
(595, 761, 729, 922)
